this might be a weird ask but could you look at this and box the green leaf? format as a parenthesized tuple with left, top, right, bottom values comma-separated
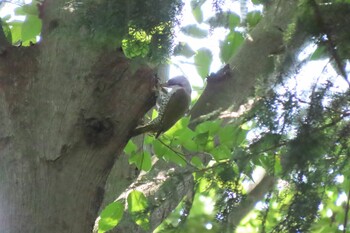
(181, 24, 208, 38)
(192, 6, 203, 23)
(21, 15, 42, 42)
(246, 11, 262, 28)
(251, 0, 263, 4)
(14, 3, 39, 16)
(98, 201, 124, 233)
(206, 12, 240, 28)
(128, 190, 148, 212)
(232, 125, 248, 147)
(195, 120, 221, 135)
(164, 117, 191, 137)
(191, 156, 204, 168)
(218, 125, 235, 148)
(129, 151, 152, 172)
(144, 135, 155, 144)
(190, 0, 206, 9)
(190, 0, 206, 23)
(124, 140, 137, 155)
(175, 127, 197, 152)
(193, 132, 209, 147)
(194, 48, 212, 78)
(228, 13, 241, 28)
(127, 190, 150, 230)
(8, 21, 22, 44)
(153, 138, 188, 166)
(151, 109, 158, 119)
(166, 149, 187, 167)
(211, 145, 231, 161)
(310, 45, 327, 60)
(153, 139, 168, 158)
(15, 1, 39, 16)
(219, 31, 244, 63)
(173, 42, 196, 58)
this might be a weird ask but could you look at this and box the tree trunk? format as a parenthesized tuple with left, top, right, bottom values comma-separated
(0, 2, 157, 231)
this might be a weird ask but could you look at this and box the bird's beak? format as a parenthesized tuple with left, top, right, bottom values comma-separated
(159, 83, 168, 93)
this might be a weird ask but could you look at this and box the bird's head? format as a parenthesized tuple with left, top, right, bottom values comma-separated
(162, 76, 192, 96)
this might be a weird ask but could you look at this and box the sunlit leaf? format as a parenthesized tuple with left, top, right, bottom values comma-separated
(21, 15, 41, 42)
(98, 201, 124, 233)
(144, 135, 155, 144)
(195, 120, 221, 135)
(211, 145, 231, 161)
(164, 117, 191, 137)
(129, 151, 152, 172)
(127, 190, 150, 230)
(8, 21, 22, 44)
(14, 3, 39, 16)
(124, 140, 137, 155)
(218, 125, 235, 148)
(191, 156, 204, 168)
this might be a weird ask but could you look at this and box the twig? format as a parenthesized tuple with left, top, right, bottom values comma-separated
(157, 138, 196, 168)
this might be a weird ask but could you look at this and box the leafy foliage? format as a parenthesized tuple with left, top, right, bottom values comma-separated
(78, 0, 183, 61)
(0, 1, 41, 45)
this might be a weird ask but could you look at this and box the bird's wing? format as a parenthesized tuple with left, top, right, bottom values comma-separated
(157, 88, 191, 136)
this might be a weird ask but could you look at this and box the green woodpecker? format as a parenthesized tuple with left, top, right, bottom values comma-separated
(132, 76, 192, 137)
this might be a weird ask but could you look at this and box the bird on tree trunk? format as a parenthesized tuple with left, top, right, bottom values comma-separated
(132, 76, 192, 138)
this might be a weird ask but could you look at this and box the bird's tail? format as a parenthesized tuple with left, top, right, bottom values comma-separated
(130, 123, 157, 137)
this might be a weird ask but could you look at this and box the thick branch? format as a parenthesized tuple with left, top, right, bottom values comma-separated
(225, 174, 275, 231)
(190, 0, 303, 120)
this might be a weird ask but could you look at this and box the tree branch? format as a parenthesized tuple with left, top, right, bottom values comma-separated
(224, 174, 276, 231)
(190, 0, 305, 121)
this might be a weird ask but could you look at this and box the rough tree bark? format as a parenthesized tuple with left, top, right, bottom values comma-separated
(0, 1, 157, 232)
